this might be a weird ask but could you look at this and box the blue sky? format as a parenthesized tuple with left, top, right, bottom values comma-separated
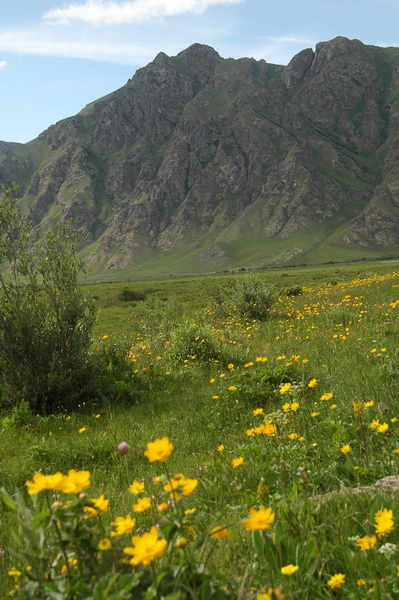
(1, 0, 398, 144)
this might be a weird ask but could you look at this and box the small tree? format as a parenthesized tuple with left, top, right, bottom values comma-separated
(0, 185, 97, 414)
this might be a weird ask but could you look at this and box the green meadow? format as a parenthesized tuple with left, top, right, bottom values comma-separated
(2, 261, 399, 598)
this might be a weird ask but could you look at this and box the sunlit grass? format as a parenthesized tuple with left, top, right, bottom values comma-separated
(2, 264, 399, 597)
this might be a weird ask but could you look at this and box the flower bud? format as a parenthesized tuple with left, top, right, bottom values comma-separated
(117, 441, 130, 455)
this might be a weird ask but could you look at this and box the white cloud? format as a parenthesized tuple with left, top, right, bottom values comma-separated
(0, 60, 6, 70)
(0, 29, 161, 64)
(43, 0, 244, 26)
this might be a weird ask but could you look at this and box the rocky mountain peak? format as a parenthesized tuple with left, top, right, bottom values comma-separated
(311, 36, 372, 73)
(175, 43, 221, 83)
(2, 38, 399, 275)
(283, 47, 314, 88)
(152, 51, 171, 66)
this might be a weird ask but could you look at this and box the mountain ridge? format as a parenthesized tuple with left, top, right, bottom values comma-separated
(2, 37, 399, 277)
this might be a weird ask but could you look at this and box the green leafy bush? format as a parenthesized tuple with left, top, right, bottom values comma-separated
(232, 275, 276, 320)
(170, 322, 224, 364)
(282, 285, 303, 297)
(0, 185, 97, 414)
(118, 288, 146, 302)
(206, 275, 276, 323)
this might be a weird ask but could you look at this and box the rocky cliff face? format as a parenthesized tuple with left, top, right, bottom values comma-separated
(2, 37, 399, 274)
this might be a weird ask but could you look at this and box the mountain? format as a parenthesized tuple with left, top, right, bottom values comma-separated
(2, 37, 399, 277)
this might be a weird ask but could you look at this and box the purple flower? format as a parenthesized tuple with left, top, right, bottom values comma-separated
(117, 441, 130, 455)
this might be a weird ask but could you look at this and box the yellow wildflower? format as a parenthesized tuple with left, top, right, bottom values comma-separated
(377, 423, 389, 433)
(84, 494, 109, 519)
(123, 527, 167, 566)
(281, 564, 299, 575)
(231, 457, 244, 468)
(356, 535, 377, 551)
(258, 420, 277, 436)
(129, 480, 145, 496)
(327, 573, 345, 588)
(164, 474, 198, 497)
(133, 497, 151, 513)
(111, 515, 136, 537)
(279, 383, 291, 394)
(374, 508, 394, 538)
(7, 568, 22, 578)
(144, 437, 174, 463)
(242, 505, 275, 531)
(210, 526, 229, 540)
(27, 469, 90, 496)
(25, 472, 64, 495)
(184, 508, 196, 515)
(97, 538, 111, 551)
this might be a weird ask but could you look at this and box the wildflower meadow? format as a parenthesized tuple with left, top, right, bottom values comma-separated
(1, 260, 399, 598)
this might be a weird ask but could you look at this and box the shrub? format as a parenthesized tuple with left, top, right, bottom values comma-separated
(131, 295, 184, 344)
(0, 185, 97, 414)
(170, 322, 223, 364)
(117, 288, 146, 302)
(94, 338, 142, 404)
(230, 274, 276, 320)
(282, 285, 303, 297)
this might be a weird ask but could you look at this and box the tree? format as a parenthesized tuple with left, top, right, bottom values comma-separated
(0, 185, 97, 414)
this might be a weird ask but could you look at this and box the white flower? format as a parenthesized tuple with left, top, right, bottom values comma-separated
(378, 543, 398, 557)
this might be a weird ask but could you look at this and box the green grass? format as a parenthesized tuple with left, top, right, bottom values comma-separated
(2, 264, 399, 597)
(82, 261, 399, 334)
